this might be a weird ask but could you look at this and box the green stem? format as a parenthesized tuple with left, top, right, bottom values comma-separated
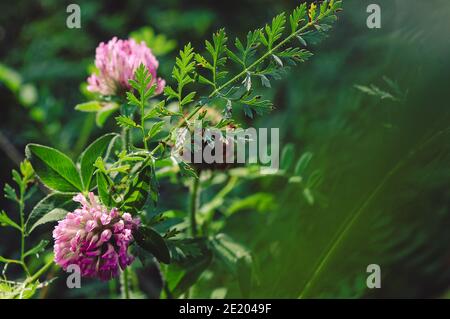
(26, 259, 53, 284)
(146, 20, 322, 173)
(169, 21, 315, 130)
(189, 175, 201, 237)
(2, 258, 27, 274)
(141, 127, 148, 150)
(163, 281, 173, 299)
(19, 202, 25, 261)
(140, 105, 148, 150)
(18, 184, 29, 276)
(209, 22, 313, 98)
(108, 279, 117, 298)
(121, 127, 130, 152)
(148, 20, 318, 153)
(186, 174, 202, 298)
(122, 268, 130, 299)
(119, 122, 132, 299)
(147, 22, 317, 222)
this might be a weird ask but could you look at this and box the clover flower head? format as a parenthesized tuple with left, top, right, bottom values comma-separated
(87, 37, 165, 96)
(53, 193, 140, 281)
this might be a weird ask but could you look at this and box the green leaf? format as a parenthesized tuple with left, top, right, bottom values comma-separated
(236, 254, 252, 298)
(198, 75, 214, 87)
(0, 63, 22, 93)
(75, 101, 102, 112)
(243, 73, 252, 91)
(307, 170, 323, 189)
(147, 121, 165, 141)
(121, 164, 158, 212)
(0, 211, 21, 231)
(309, 2, 318, 21)
(210, 29, 228, 61)
(23, 240, 49, 258)
(129, 64, 157, 103)
(28, 208, 69, 234)
(272, 54, 284, 67)
(226, 193, 275, 216)
(225, 48, 243, 65)
(180, 91, 196, 106)
(129, 27, 176, 56)
(281, 144, 295, 171)
(354, 84, 398, 101)
(295, 152, 313, 176)
(211, 234, 253, 298)
(12, 170, 22, 187)
(79, 133, 118, 191)
(260, 74, 271, 88)
(168, 238, 206, 263)
(115, 115, 139, 129)
(169, 43, 196, 103)
(165, 238, 212, 297)
(0, 280, 39, 299)
(211, 234, 251, 272)
(296, 35, 308, 47)
(143, 101, 164, 120)
(134, 226, 171, 264)
(25, 144, 83, 192)
(195, 54, 213, 70)
(96, 102, 120, 127)
(163, 86, 179, 100)
(265, 13, 286, 49)
(129, 64, 152, 93)
(259, 32, 268, 47)
(201, 29, 229, 87)
(303, 188, 314, 205)
(26, 193, 77, 234)
(177, 161, 198, 178)
(96, 172, 112, 208)
(126, 92, 140, 107)
(240, 94, 273, 116)
(290, 3, 307, 33)
(20, 160, 34, 181)
(3, 184, 17, 202)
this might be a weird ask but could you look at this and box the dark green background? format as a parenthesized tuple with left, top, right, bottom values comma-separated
(0, 0, 449, 298)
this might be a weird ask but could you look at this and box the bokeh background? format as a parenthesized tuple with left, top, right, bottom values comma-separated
(0, 0, 449, 298)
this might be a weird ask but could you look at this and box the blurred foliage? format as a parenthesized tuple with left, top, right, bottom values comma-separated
(0, 0, 449, 298)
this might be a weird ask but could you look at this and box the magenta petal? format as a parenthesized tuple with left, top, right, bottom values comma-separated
(86, 38, 164, 96)
(53, 193, 140, 281)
